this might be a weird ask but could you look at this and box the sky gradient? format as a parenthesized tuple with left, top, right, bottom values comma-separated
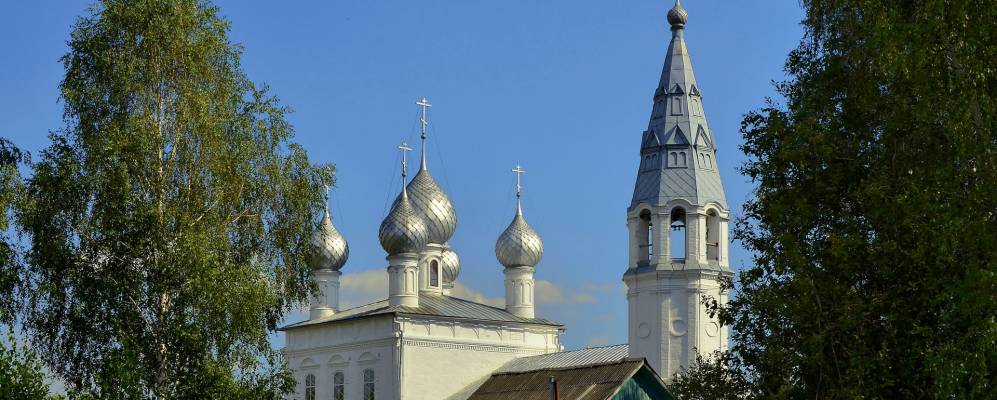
(0, 1, 805, 351)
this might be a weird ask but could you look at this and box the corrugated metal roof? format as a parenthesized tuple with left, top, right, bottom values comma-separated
(497, 344, 630, 373)
(468, 359, 644, 400)
(280, 295, 562, 331)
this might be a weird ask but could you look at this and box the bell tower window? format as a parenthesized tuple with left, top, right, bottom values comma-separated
(638, 210, 653, 266)
(671, 95, 683, 115)
(706, 210, 721, 261)
(670, 208, 686, 261)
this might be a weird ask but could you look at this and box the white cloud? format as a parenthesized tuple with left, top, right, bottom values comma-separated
(585, 335, 611, 347)
(449, 282, 504, 307)
(338, 270, 503, 309)
(340, 269, 387, 309)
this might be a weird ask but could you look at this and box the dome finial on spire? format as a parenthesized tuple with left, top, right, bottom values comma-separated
(668, 0, 688, 28)
(496, 163, 544, 268)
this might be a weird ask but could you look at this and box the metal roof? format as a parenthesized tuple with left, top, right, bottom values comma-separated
(280, 295, 562, 331)
(468, 359, 645, 400)
(497, 344, 630, 373)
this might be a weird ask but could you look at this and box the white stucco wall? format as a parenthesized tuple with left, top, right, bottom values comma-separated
(284, 312, 562, 400)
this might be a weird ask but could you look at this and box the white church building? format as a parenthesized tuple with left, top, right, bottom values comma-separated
(281, 2, 731, 399)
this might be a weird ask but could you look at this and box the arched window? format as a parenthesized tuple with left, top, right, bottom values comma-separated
(430, 260, 440, 287)
(671, 95, 683, 115)
(305, 373, 316, 400)
(706, 210, 721, 261)
(670, 208, 686, 261)
(670, 152, 678, 166)
(363, 368, 376, 400)
(679, 152, 687, 166)
(638, 210, 652, 266)
(334, 371, 345, 400)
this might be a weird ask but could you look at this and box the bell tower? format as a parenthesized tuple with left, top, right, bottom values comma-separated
(624, 0, 732, 381)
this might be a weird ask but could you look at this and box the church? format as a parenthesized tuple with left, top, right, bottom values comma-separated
(281, 1, 731, 399)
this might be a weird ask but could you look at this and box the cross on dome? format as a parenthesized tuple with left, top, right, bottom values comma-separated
(398, 142, 413, 180)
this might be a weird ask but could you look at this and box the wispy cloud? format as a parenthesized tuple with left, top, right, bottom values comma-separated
(535, 280, 620, 305)
(585, 335, 611, 347)
(338, 270, 504, 309)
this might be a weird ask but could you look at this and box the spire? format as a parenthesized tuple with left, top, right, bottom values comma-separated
(416, 97, 432, 171)
(631, 0, 727, 210)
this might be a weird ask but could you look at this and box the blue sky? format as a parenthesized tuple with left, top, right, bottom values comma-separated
(0, 1, 804, 351)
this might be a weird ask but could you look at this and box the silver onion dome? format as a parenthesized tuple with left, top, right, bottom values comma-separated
(310, 208, 349, 270)
(440, 245, 461, 284)
(379, 187, 430, 255)
(399, 167, 457, 245)
(667, 0, 688, 27)
(495, 203, 544, 268)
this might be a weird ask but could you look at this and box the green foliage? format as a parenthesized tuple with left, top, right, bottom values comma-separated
(16, 0, 330, 397)
(0, 328, 61, 400)
(0, 138, 26, 322)
(667, 352, 755, 400)
(681, 1, 997, 399)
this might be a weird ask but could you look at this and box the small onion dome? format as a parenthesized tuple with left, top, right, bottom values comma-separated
(399, 167, 457, 245)
(310, 208, 349, 270)
(440, 245, 460, 284)
(495, 205, 544, 268)
(379, 188, 430, 255)
(667, 0, 688, 27)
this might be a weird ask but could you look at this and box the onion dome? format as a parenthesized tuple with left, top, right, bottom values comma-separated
(403, 168, 457, 244)
(310, 208, 349, 270)
(440, 244, 461, 284)
(496, 204, 544, 268)
(667, 0, 688, 27)
(496, 165, 543, 268)
(380, 186, 430, 255)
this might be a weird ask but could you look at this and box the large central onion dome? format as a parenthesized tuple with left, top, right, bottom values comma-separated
(310, 208, 349, 270)
(440, 244, 461, 284)
(400, 167, 457, 245)
(380, 187, 429, 255)
(495, 203, 544, 268)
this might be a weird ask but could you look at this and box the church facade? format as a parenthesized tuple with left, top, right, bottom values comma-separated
(281, 2, 728, 399)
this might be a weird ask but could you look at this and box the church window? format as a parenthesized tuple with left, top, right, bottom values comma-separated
(670, 208, 686, 261)
(706, 210, 721, 262)
(363, 369, 376, 400)
(671, 95, 683, 115)
(679, 152, 687, 166)
(430, 260, 440, 287)
(305, 373, 316, 400)
(637, 210, 652, 266)
(334, 371, 345, 400)
(670, 152, 678, 166)
(691, 98, 702, 116)
(706, 154, 712, 169)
